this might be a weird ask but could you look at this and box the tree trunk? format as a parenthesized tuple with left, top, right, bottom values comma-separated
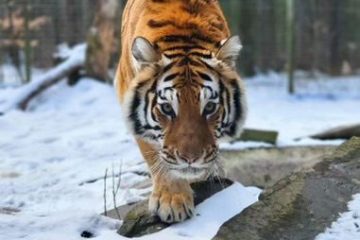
(85, 0, 119, 82)
(286, 0, 295, 94)
(24, 1, 32, 83)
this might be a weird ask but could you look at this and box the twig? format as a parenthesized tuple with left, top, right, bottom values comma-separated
(103, 168, 108, 216)
(112, 161, 123, 220)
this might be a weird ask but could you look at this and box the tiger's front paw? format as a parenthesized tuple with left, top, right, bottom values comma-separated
(149, 182, 194, 223)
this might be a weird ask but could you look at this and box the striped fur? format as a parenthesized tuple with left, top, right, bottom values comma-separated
(115, 0, 247, 223)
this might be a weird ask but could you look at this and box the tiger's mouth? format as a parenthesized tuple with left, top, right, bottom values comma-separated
(179, 166, 206, 174)
(169, 165, 210, 180)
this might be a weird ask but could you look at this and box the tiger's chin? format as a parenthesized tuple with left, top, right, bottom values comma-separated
(169, 167, 210, 181)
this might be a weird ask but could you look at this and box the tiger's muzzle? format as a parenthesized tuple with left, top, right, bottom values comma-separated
(160, 146, 219, 179)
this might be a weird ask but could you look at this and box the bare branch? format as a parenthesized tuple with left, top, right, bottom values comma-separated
(111, 161, 123, 220)
(103, 168, 108, 216)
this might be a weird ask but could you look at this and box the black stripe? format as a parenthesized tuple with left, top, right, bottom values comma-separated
(158, 33, 216, 45)
(191, 32, 216, 44)
(188, 59, 203, 67)
(164, 53, 185, 59)
(144, 91, 150, 123)
(129, 89, 143, 135)
(198, 71, 212, 81)
(228, 81, 242, 136)
(160, 35, 196, 44)
(199, 59, 216, 72)
(151, 95, 158, 122)
(143, 125, 161, 131)
(177, 56, 201, 67)
(163, 87, 173, 92)
(164, 45, 207, 52)
(148, 20, 175, 28)
(189, 52, 212, 59)
(143, 78, 158, 125)
(158, 94, 167, 100)
(164, 73, 179, 82)
(211, 91, 219, 99)
(163, 61, 177, 73)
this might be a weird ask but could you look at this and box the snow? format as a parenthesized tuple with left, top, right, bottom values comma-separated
(316, 194, 360, 240)
(140, 183, 261, 240)
(1, 69, 360, 239)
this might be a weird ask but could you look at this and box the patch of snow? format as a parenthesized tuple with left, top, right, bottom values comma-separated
(0, 79, 147, 240)
(144, 183, 261, 240)
(316, 194, 360, 240)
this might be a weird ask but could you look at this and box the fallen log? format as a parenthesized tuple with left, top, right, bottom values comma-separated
(307, 123, 360, 140)
(0, 44, 86, 113)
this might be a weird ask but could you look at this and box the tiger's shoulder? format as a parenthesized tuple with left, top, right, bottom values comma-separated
(135, 0, 229, 49)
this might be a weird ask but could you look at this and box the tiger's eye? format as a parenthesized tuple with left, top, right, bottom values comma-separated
(160, 103, 174, 116)
(204, 102, 217, 115)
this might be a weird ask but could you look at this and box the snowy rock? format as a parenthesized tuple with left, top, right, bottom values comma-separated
(215, 137, 360, 240)
(113, 178, 234, 237)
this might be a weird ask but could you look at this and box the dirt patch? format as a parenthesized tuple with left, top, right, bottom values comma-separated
(221, 145, 336, 188)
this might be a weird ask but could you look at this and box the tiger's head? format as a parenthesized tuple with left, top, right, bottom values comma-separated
(123, 36, 246, 180)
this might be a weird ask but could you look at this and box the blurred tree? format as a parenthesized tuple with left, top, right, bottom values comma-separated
(85, 0, 119, 82)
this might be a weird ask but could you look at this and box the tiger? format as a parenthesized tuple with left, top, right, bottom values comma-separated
(115, 0, 246, 223)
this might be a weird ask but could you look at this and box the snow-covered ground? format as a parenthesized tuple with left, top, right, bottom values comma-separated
(1, 70, 360, 239)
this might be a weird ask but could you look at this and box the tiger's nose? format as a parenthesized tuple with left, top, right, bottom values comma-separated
(176, 151, 203, 164)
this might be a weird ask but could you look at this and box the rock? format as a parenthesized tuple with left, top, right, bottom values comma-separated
(117, 178, 233, 238)
(214, 137, 360, 240)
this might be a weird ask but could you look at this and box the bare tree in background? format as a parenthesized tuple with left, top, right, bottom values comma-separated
(0, 0, 49, 83)
(85, 0, 119, 82)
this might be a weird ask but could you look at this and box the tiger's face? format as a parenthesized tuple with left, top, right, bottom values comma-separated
(123, 36, 246, 180)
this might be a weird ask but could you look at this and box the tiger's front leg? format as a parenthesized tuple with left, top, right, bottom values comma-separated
(137, 139, 195, 223)
(149, 175, 194, 223)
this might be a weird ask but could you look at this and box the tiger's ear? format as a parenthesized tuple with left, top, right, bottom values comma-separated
(216, 36, 242, 67)
(132, 37, 160, 69)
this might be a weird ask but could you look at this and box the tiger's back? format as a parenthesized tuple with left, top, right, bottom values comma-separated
(116, 0, 230, 99)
